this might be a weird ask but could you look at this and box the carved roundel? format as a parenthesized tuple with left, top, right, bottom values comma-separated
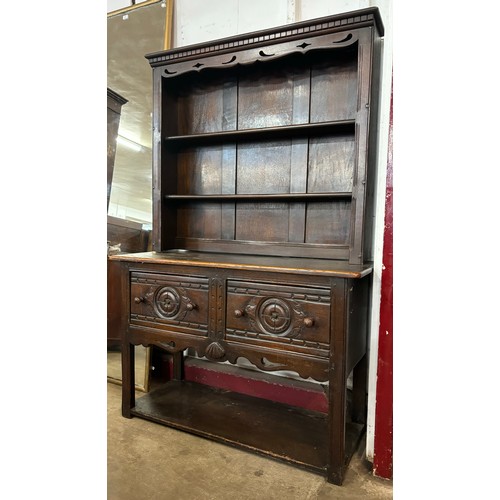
(257, 298, 292, 336)
(154, 287, 181, 318)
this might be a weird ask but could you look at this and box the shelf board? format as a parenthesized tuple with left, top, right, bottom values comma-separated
(165, 120, 355, 147)
(164, 192, 352, 202)
(131, 380, 365, 472)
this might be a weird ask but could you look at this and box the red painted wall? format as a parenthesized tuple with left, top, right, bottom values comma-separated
(373, 76, 393, 480)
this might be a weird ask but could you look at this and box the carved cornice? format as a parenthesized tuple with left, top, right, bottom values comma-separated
(146, 7, 384, 67)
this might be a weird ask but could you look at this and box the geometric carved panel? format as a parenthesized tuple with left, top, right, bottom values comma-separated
(154, 286, 181, 318)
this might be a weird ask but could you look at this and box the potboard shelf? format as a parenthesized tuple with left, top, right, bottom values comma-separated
(131, 380, 365, 472)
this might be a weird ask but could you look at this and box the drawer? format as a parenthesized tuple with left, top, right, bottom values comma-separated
(225, 280, 331, 354)
(129, 272, 209, 335)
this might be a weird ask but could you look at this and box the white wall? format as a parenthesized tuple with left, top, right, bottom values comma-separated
(172, 0, 393, 462)
(173, 0, 290, 46)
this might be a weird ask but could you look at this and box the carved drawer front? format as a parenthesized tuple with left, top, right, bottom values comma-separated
(225, 280, 331, 356)
(130, 272, 209, 335)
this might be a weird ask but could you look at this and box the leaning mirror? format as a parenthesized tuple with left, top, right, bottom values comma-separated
(107, 0, 171, 391)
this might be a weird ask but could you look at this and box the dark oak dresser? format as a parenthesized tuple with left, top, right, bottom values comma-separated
(108, 7, 384, 485)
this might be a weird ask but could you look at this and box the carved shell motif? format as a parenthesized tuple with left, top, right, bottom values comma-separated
(205, 342, 225, 359)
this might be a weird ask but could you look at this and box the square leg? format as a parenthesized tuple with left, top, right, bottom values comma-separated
(352, 353, 368, 424)
(121, 342, 135, 418)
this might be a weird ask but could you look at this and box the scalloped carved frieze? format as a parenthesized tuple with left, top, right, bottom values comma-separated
(152, 340, 177, 352)
(223, 351, 329, 382)
(159, 30, 360, 78)
(127, 336, 193, 354)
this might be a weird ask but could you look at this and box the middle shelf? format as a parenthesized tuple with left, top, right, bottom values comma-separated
(164, 192, 352, 202)
(164, 120, 356, 148)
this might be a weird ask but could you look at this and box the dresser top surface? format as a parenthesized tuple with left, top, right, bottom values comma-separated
(109, 251, 372, 278)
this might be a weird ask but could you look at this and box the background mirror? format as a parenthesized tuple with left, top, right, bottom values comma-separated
(107, 0, 169, 222)
(107, 0, 170, 391)
(107, 346, 151, 392)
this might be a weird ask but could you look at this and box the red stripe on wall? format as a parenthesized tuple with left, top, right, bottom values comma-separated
(165, 356, 329, 413)
(184, 362, 328, 413)
(373, 75, 393, 480)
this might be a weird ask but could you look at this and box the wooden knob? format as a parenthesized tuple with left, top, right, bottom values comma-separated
(134, 296, 144, 304)
(303, 317, 314, 328)
(186, 302, 196, 311)
(234, 309, 244, 318)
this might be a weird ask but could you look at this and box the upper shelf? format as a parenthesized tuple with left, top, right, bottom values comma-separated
(165, 120, 355, 147)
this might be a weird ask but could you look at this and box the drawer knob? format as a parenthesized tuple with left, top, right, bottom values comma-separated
(134, 296, 145, 304)
(303, 317, 314, 328)
(234, 309, 244, 318)
(186, 302, 196, 311)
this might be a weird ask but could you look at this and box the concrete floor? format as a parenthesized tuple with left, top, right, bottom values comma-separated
(108, 382, 392, 499)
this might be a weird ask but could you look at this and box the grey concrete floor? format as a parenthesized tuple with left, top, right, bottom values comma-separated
(108, 382, 393, 499)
